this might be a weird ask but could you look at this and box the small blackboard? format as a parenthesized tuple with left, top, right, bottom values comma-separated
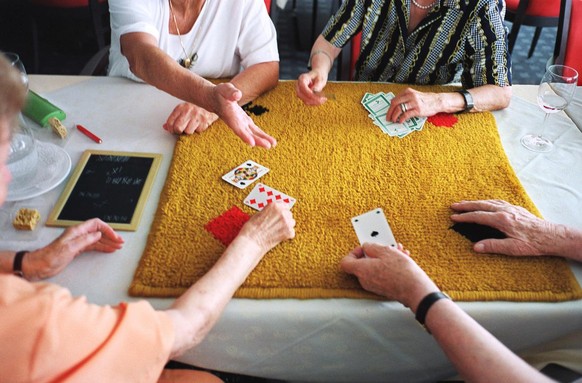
(47, 150, 162, 231)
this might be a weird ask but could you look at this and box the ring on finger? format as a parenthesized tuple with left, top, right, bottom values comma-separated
(400, 103, 408, 113)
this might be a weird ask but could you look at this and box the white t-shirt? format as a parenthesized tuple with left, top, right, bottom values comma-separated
(108, 0, 279, 81)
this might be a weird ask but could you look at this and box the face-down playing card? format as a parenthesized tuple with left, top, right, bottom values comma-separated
(222, 160, 269, 189)
(351, 208, 397, 247)
(244, 183, 296, 211)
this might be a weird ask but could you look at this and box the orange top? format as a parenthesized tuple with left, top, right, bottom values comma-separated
(0, 275, 174, 382)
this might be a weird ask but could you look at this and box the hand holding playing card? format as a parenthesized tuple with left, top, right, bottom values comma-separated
(340, 243, 439, 307)
(239, 202, 296, 254)
(385, 88, 443, 124)
(244, 183, 296, 211)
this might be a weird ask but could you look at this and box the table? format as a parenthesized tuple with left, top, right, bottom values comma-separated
(5, 75, 582, 382)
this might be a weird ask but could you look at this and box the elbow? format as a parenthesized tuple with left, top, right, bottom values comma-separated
(166, 304, 218, 358)
(265, 61, 280, 90)
(498, 85, 512, 110)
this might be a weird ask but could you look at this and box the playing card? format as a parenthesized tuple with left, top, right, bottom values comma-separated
(222, 160, 269, 189)
(244, 183, 296, 211)
(362, 93, 391, 116)
(351, 208, 397, 247)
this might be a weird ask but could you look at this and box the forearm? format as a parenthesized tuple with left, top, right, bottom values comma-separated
(424, 300, 552, 383)
(0, 251, 16, 274)
(309, 35, 342, 76)
(550, 224, 582, 261)
(230, 62, 279, 105)
(122, 37, 217, 112)
(436, 85, 512, 113)
(165, 235, 264, 356)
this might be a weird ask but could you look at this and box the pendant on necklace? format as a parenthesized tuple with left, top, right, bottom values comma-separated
(180, 53, 198, 69)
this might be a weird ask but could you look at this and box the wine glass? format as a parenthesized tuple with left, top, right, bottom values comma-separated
(3, 52, 29, 90)
(2, 52, 37, 180)
(521, 65, 579, 153)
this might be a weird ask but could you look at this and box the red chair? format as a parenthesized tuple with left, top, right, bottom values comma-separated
(28, 0, 109, 73)
(553, 0, 582, 84)
(337, 31, 361, 81)
(505, 0, 561, 58)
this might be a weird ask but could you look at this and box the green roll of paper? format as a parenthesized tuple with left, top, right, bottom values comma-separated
(23, 90, 66, 127)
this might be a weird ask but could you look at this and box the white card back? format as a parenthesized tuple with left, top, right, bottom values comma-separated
(351, 208, 396, 247)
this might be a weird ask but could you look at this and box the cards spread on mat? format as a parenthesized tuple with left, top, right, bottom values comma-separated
(244, 183, 296, 211)
(361, 92, 427, 138)
(222, 160, 269, 189)
(351, 208, 397, 247)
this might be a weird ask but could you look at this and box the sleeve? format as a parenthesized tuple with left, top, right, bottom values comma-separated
(238, 0, 279, 69)
(320, 0, 366, 49)
(109, 0, 160, 41)
(0, 278, 174, 382)
(462, 0, 512, 88)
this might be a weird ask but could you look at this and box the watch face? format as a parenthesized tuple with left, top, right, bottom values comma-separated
(459, 90, 474, 111)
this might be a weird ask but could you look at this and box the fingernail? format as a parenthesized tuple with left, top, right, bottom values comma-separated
(474, 243, 485, 252)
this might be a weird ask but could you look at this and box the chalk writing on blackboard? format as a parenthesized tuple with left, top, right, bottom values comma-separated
(47, 150, 162, 231)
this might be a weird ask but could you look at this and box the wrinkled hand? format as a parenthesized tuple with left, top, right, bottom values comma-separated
(450, 200, 556, 256)
(296, 70, 329, 106)
(163, 102, 218, 135)
(211, 83, 277, 149)
(386, 88, 442, 123)
(26, 218, 124, 281)
(239, 202, 296, 254)
(340, 243, 438, 309)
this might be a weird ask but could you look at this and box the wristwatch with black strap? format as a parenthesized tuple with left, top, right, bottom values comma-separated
(13, 250, 29, 278)
(457, 89, 474, 112)
(415, 291, 451, 333)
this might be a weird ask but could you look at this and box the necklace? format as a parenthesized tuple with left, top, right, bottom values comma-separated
(169, 0, 201, 69)
(411, 0, 438, 10)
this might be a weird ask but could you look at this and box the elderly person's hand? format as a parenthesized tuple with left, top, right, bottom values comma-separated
(238, 202, 296, 254)
(210, 83, 277, 149)
(450, 200, 559, 256)
(163, 102, 218, 135)
(296, 69, 329, 106)
(24, 218, 124, 281)
(386, 88, 444, 123)
(340, 243, 439, 310)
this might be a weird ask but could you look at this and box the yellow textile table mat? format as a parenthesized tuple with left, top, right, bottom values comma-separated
(130, 81, 582, 302)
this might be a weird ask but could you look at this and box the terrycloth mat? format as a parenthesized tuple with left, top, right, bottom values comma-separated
(130, 81, 582, 302)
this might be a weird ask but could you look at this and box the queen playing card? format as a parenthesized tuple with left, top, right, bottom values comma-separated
(222, 160, 269, 189)
(244, 183, 296, 211)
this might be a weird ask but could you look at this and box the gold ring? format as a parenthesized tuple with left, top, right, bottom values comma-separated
(400, 103, 408, 113)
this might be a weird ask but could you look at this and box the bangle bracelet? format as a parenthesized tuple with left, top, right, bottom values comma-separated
(13, 250, 29, 278)
(307, 49, 333, 70)
(415, 291, 450, 333)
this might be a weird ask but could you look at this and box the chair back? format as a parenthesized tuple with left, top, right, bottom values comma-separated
(506, 0, 561, 18)
(30, 0, 107, 8)
(555, 0, 582, 84)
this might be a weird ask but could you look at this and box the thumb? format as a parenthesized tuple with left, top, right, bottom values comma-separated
(361, 242, 386, 258)
(340, 253, 359, 274)
(217, 83, 242, 103)
(474, 238, 523, 256)
(311, 77, 326, 93)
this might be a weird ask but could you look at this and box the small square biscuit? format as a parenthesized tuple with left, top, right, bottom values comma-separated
(13, 208, 41, 231)
(47, 117, 68, 139)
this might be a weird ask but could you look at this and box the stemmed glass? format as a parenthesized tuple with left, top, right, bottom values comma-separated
(3, 52, 29, 90)
(521, 65, 579, 153)
(2, 52, 37, 179)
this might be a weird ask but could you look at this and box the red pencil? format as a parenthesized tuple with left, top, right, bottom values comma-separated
(76, 124, 102, 144)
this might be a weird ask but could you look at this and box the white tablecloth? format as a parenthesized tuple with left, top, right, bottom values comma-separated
(3, 77, 582, 383)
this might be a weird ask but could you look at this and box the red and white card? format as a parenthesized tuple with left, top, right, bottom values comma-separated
(244, 183, 296, 211)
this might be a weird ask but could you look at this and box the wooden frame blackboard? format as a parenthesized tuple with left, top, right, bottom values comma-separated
(47, 150, 162, 231)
